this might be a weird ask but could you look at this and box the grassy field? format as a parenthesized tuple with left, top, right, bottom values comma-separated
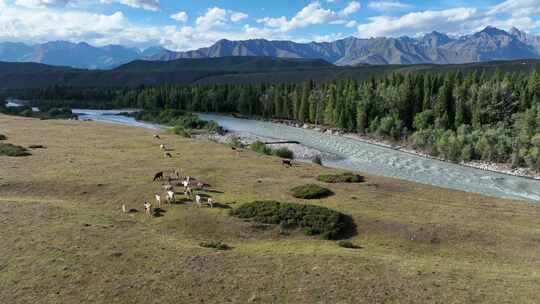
(1, 114, 539, 303)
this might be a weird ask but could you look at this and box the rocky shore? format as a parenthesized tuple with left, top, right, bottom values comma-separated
(261, 118, 540, 181)
(196, 131, 343, 162)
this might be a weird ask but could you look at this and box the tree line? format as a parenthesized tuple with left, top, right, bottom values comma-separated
(19, 69, 540, 171)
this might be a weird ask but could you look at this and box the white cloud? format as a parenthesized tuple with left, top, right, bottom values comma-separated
(368, 1, 410, 11)
(257, 1, 358, 33)
(488, 0, 540, 18)
(340, 1, 361, 16)
(15, 0, 72, 8)
(0, 7, 148, 44)
(230, 12, 248, 22)
(346, 20, 357, 28)
(100, 0, 160, 12)
(357, 7, 478, 37)
(0, 0, 5, 8)
(195, 7, 248, 31)
(170, 11, 188, 23)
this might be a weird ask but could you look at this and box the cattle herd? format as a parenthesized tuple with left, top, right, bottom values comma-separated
(121, 133, 295, 217)
(121, 134, 217, 218)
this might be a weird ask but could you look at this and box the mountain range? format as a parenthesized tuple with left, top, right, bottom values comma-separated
(2, 27, 540, 69)
(0, 41, 167, 69)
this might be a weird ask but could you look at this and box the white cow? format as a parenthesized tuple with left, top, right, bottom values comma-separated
(195, 195, 202, 207)
(182, 180, 189, 189)
(155, 194, 161, 208)
(144, 201, 152, 217)
(207, 198, 214, 208)
(166, 190, 175, 204)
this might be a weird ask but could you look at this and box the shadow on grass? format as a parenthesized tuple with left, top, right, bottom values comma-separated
(170, 198, 192, 205)
(210, 202, 232, 209)
(200, 189, 224, 194)
(153, 208, 167, 217)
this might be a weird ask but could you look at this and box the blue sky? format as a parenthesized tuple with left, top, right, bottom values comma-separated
(0, 0, 539, 50)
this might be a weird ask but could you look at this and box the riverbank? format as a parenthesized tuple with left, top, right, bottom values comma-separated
(197, 132, 343, 162)
(239, 116, 540, 181)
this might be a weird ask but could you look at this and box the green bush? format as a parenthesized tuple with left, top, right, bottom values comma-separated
(290, 184, 333, 199)
(199, 240, 230, 250)
(0, 143, 31, 157)
(230, 200, 351, 240)
(317, 173, 365, 183)
(273, 147, 294, 159)
(205, 121, 222, 134)
(250, 141, 273, 155)
(337, 240, 361, 249)
(171, 125, 191, 138)
(228, 136, 243, 148)
(0, 134, 6, 141)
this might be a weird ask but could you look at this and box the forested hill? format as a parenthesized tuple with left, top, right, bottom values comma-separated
(115, 56, 334, 72)
(2, 57, 540, 89)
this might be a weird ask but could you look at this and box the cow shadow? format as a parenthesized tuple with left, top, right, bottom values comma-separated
(153, 208, 167, 217)
(200, 189, 224, 194)
(210, 202, 232, 209)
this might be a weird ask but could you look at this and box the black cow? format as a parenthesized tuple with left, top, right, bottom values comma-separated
(153, 171, 164, 182)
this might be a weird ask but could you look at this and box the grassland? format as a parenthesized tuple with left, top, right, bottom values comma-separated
(1, 114, 539, 303)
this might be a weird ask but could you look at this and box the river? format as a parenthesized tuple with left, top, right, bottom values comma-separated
(68, 109, 540, 202)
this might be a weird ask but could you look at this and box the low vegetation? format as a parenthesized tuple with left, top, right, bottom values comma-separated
(199, 240, 230, 250)
(0, 105, 75, 120)
(273, 147, 294, 159)
(228, 135, 243, 148)
(249, 141, 294, 159)
(290, 184, 333, 199)
(171, 125, 191, 138)
(230, 200, 350, 239)
(317, 173, 365, 183)
(0, 143, 31, 157)
(312, 155, 323, 165)
(131, 109, 223, 135)
(0, 134, 6, 140)
(337, 240, 362, 249)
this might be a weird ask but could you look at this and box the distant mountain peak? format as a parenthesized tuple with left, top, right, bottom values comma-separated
(2, 26, 540, 69)
(479, 26, 508, 36)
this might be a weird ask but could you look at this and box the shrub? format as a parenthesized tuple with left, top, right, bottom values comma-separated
(317, 173, 365, 183)
(273, 147, 294, 159)
(250, 141, 272, 155)
(171, 125, 191, 138)
(228, 136, 243, 148)
(0, 134, 6, 141)
(337, 240, 361, 249)
(204, 121, 222, 134)
(290, 184, 333, 199)
(312, 155, 323, 165)
(230, 200, 351, 240)
(0, 143, 31, 157)
(199, 240, 230, 250)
